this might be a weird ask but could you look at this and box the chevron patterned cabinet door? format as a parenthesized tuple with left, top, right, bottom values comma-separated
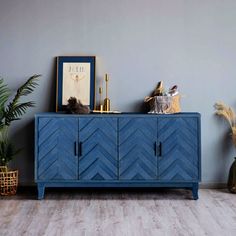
(119, 118, 157, 180)
(37, 117, 78, 180)
(158, 117, 199, 181)
(79, 117, 118, 180)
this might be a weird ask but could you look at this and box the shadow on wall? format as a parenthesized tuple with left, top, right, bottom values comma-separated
(214, 114, 233, 153)
(9, 119, 35, 184)
(213, 115, 234, 182)
(124, 100, 149, 113)
(9, 57, 58, 184)
(47, 57, 57, 112)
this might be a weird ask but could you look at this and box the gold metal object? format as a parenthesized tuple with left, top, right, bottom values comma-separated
(103, 73, 110, 111)
(154, 81, 164, 96)
(92, 110, 121, 113)
(99, 87, 103, 96)
(98, 86, 103, 110)
(103, 98, 110, 111)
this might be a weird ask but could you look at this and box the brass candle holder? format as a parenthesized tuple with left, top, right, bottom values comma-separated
(103, 73, 110, 111)
(99, 86, 103, 111)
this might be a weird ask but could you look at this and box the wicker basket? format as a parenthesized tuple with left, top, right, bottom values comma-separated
(165, 94, 181, 113)
(0, 166, 18, 196)
(147, 95, 181, 114)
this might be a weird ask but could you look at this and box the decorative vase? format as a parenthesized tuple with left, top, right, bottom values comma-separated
(227, 157, 236, 193)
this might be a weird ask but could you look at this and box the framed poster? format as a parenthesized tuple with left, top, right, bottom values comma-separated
(56, 56, 96, 111)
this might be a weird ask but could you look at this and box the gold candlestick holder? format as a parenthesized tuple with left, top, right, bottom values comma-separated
(103, 73, 110, 111)
(99, 86, 103, 111)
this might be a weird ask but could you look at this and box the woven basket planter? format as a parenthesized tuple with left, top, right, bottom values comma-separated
(147, 95, 181, 114)
(0, 166, 18, 196)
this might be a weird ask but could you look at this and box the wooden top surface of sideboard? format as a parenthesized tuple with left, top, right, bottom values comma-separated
(35, 112, 201, 118)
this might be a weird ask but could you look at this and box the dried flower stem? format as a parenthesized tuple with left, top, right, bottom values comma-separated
(214, 102, 236, 147)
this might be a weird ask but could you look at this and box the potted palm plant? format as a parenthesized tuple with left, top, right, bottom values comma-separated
(0, 74, 40, 195)
(214, 102, 236, 193)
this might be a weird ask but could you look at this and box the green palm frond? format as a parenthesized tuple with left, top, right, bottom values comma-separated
(0, 78, 10, 131)
(0, 78, 10, 109)
(4, 74, 41, 126)
(5, 102, 35, 125)
(0, 139, 21, 166)
(0, 75, 40, 166)
(12, 74, 40, 100)
(0, 126, 20, 165)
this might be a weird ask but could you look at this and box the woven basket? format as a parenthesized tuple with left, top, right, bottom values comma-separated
(147, 95, 181, 114)
(0, 166, 18, 196)
(165, 94, 181, 113)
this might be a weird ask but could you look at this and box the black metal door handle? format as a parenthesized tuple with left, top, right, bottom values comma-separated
(159, 142, 162, 157)
(155, 142, 158, 156)
(79, 142, 82, 157)
(74, 142, 78, 156)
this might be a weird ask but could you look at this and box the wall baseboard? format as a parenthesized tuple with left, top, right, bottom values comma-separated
(19, 182, 35, 187)
(199, 182, 226, 189)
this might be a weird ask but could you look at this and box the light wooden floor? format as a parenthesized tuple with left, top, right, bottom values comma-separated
(0, 188, 236, 236)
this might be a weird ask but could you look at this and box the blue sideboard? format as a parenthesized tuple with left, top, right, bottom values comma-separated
(35, 112, 201, 199)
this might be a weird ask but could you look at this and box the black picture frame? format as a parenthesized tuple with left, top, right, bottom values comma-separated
(56, 56, 96, 111)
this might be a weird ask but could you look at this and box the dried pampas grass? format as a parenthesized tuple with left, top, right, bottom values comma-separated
(232, 127, 236, 148)
(214, 102, 236, 147)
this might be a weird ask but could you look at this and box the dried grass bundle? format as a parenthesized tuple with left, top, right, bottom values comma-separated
(214, 102, 236, 147)
(232, 127, 236, 148)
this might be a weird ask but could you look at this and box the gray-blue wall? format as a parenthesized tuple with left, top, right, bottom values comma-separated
(1, 0, 236, 185)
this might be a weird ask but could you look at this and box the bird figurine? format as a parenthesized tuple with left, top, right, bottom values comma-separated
(168, 85, 178, 96)
(153, 81, 164, 96)
(66, 97, 90, 114)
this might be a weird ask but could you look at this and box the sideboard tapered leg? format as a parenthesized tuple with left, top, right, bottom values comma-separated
(192, 183, 199, 200)
(37, 183, 45, 200)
